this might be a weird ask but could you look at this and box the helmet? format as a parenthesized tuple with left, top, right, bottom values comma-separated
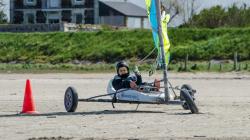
(116, 61, 129, 75)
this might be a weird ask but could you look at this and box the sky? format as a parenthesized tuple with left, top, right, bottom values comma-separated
(105, 0, 250, 9)
(2, 0, 250, 23)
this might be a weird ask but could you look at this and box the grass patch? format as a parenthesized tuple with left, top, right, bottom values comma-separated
(0, 28, 250, 64)
(1, 61, 249, 73)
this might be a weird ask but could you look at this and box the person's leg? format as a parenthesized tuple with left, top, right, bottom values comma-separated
(153, 79, 161, 91)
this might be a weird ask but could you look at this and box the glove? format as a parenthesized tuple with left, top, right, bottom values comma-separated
(133, 66, 140, 75)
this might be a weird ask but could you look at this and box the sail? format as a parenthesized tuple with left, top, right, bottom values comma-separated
(145, 0, 171, 65)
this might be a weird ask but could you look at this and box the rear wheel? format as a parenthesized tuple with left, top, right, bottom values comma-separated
(181, 84, 195, 98)
(64, 87, 78, 112)
(181, 89, 199, 114)
(180, 84, 195, 110)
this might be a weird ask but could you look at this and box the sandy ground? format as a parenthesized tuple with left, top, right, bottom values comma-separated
(0, 72, 250, 140)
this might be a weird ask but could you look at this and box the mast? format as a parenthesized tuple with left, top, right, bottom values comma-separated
(155, 0, 169, 102)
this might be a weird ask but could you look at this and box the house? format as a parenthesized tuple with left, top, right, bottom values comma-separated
(8, 0, 150, 30)
(7, 0, 250, 27)
(9, 0, 99, 24)
(99, 1, 150, 28)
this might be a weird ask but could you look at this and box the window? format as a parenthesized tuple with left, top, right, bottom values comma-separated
(47, 12, 60, 23)
(62, 11, 72, 22)
(25, 0, 36, 6)
(75, 14, 83, 24)
(73, 0, 84, 5)
(26, 13, 35, 24)
(85, 0, 94, 8)
(49, 0, 60, 8)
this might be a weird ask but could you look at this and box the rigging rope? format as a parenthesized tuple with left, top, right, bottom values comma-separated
(135, 47, 159, 77)
(137, 47, 157, 64)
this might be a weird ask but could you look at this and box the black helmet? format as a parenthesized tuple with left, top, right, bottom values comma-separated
(116, 61, 129, 75)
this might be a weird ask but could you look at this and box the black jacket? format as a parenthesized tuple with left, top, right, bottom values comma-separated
(112, 73, 142, 91)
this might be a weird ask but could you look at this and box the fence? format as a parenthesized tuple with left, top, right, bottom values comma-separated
(177, 52, 249, 72)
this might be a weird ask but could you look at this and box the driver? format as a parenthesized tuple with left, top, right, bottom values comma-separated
(112, 61, 142, 90)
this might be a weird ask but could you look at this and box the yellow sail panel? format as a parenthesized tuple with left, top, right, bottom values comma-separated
(162, 14, 171, 65)
(145, 0, 152, 16)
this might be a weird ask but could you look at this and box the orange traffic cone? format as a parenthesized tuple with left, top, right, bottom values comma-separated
(21, 79, 38, 114)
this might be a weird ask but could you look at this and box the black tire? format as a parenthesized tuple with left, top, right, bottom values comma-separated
(180, 84, 195, 110)
(181, 89, 199, 114)
(182, 102, 189, 110)
(64, 87, 78, 112)
(181, 84, 195, 98)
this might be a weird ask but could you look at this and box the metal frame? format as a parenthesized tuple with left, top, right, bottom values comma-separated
(76, 85, 185, 106)
(78, 98, 184, 105)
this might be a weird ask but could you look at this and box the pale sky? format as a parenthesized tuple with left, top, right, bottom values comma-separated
(2, 0, 250, 23)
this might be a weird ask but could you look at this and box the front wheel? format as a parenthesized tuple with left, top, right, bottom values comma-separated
(64, 87, 78, 112)
(181, 89, 199, 114)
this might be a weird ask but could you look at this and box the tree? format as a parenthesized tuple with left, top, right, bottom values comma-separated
(181, 0, 200, 24)
(161, 0, 184, 23)
(0, 11, 7, 24)
(0, 0, 7, 24)
(191, 6, 226, 28)
(226, 3, 247, 27)
(161, 0, 200, 25)
(184, 3, 250, 28)
(0, 0, 4, 9)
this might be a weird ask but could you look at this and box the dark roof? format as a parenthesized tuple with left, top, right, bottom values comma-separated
(100, 1, 147, 17)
